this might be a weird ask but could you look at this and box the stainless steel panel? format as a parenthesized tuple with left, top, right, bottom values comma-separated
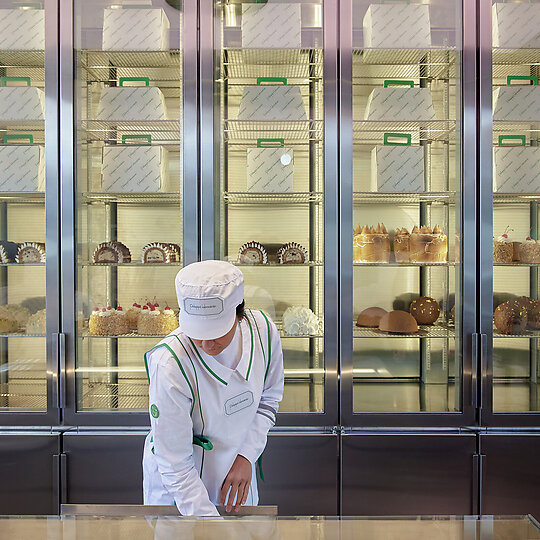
(480, 433, 540, 520)
(342, 432, 476, 515)
(0, 432, 60, 514)
(63, 431, 146, 504)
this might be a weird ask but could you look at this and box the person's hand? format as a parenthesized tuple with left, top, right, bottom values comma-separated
(220, 454, 252, 513)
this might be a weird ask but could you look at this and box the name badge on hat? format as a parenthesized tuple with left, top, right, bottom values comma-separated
(183, 297, 224, 316)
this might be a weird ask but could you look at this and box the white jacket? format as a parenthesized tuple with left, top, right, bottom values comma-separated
(142, 309, 284, 516)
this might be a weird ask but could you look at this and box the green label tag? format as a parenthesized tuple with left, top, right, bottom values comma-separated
(151, 404, 159, 418)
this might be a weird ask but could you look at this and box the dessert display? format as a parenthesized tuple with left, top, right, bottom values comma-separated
(493, 300, 527, 335)
(89, 306, 129, 335)
(141, 242, 182, 264)
(353, 224, 391, 263)
(356, 307, 388, 328)
(378, 310, 419, 334)
(493, 233, 513, 263)
(26, 309, 46, 335)
(283, 306, 321, 335)
(93, 241, 131, 263)
(408, 225, 447, 263)
(518, 237, 540, 264)
(16, 242, 46, 264)
(137, 304, 178, 335)
(527, 300, 540, 330)
(409, 297, 440, 325)
(0, 304, 30, 333)
(393, 228, 410, 263)
(127, 302, 142, 330)
(238, 241, 308, 265)
(0, 240, 19, 263)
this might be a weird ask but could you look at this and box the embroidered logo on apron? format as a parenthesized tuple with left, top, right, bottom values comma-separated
(224, 391, 254, 416)
(150, 404, 159, 418)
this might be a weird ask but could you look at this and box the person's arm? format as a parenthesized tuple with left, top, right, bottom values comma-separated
(148, 348, 219, 517)
(220, 316, 284, 511)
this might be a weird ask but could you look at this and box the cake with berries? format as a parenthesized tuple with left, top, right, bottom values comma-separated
(127, 302, 142, 330)
(137, 304, 177, 335)
(518, 237, 540, 263)
(493, 232, 513, 263)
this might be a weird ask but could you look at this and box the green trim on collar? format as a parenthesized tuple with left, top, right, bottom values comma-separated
(248, 309, 266, 368)
(187, 337, 228, 386)
(259, 311, 272, 382)
(244, 314, 255, 381)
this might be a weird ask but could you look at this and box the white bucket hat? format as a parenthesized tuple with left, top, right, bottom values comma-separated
(175, 260, 244, 341)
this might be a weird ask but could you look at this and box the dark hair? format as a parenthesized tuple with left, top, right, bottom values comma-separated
(236, 300, 245, 321)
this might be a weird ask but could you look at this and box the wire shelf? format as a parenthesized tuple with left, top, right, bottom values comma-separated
(0, 192, 44, 204)
(224, 120, 323, 142)
(80, 262, 183, 268)
(235, 261, 323, 268)
(493, 121, 540, 133)
(494, 328, 540, 339)
(0, 121, 44, 132)
(494, 193, 540, 203)
(0, 263, 45, 267)
(80, 331, 173, 339)
(494, 262, 540, 267)
(353, 120, 455, 142)
(354, 261, 455, 267)
(0, 50, 45, 67)
(0, 333, 45, 338)
(493, 48, 540, 66)
(353, 192, 455, 204)
(224, 191, 323, 205)
(354, 323, 454, 339)
(82, 192, 181, 205)
(81, 120, 181, 142)
(80, 382, 148, 411)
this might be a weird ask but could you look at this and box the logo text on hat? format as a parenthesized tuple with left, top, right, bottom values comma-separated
(184, 297, 224, 316)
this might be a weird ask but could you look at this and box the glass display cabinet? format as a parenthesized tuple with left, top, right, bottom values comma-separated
(483, 0, 540, 423)
(199, 0, 338, 424)
(341, 0, 476, 425)
(62, 0, 194, 423)
(0, 0, 58, 424)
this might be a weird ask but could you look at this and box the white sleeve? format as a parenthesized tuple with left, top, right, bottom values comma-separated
(238, 317, 284, 465)
(148, 349, 219, 517)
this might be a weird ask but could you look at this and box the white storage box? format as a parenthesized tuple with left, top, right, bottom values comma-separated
(242, 3, 301, 49)
(493, 135, 540, 193)
(101, 135, 169, 193)
(0, 135, 44, 192)
(102, 8, 170, 51)
(0, 8, 44, 50)
(364, 81, 436, 121)
(0, 77, 44, 121)
(371, 133, 424, 192)
(492, 3, 540, 49)
(363, 4, 431, 49)
(247, 139, 294, 193)
(97, 77, 167, 121)
(493, 76, 540, 121)
(238, 78, 306, 121)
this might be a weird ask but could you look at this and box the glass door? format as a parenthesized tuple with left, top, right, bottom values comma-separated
(200, 0, 338, 425)
(341, 0, 476, 425)
(63, 0, 195, 424)
(0, 0, 58, 424)
(485, 0, 540, 424)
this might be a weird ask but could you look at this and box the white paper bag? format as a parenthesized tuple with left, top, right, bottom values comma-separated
(102, 8, 170, 51)
(363, 4, 431, 49)
(364, 83, 436, 121)
(493, 79, 540, 121)
(493, 136, 540, 193)
(0, 9, 44, 50)
(0, 78, 44, 121)
(0, 136, 44, 192)
(247, 140, 294, 193)
(242, 3, 301, 49)
(492, 3, 540, 49)
(371, 134, 424, 192)
(97, 78, 167, 121)
(101, 136, 169, 193)
(238, 80, 306, 121)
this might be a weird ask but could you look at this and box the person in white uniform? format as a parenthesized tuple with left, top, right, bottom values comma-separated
(142, 260, 284, 516)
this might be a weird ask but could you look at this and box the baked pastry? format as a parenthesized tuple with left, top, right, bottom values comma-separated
(0, 304, 30, 332)
(518, 237, 540, 263)
(127, 302, 142, 330)
(494, 300, 527, 334)
(283, 306, 320, 335)
(16, 242, 45, 263)
(26, 309, 46, 334)
(409, 225, 447, 263)
(93, 241, 131, 263)
(0, 241, 18, 263)
(137, 305, 177, 335)
(378, 310, 418, 334)
(409, 296, 440, 325)
(89, 307, 111, 335)
(110, 306, 129, 335)
(393, 228, 410, 263)
(493, 233, 513, 263)
(141, 242, 182, 264)
(278, 242, 307, 264)
(0, 317, 18, 333)
(353, 224, 391, 263)
(527, 300, 540, 330)
(238, 241, 267, 264)
(356, 307, 388, 328)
